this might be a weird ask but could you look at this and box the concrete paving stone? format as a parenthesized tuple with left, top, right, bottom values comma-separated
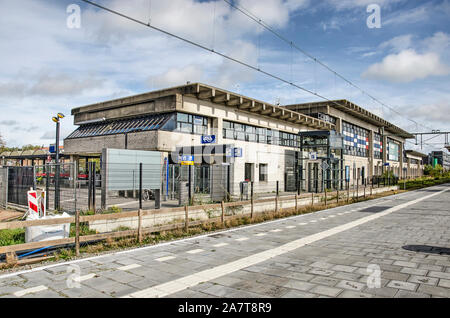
(230, 279, 290, 298)
(123, 277, 159, 290)
(364, 287, 398, 298)
(0, 285, 27, 296)
(309, 276, 339, 287)
(426, 255, 449, 261)
(400, 267, 428, 276)
(378, 264, 404, 272)
(381, 271, 409, 282)
(43, 266, 69, 275)
(282, 280, 316, 292)
(284, 271, 315, 282)
(437, 279, 450, 288)
(210, 276, 242, 287)
(352, 261, 371, 268)
(287, 265, 312, 273)
(417, 285, 450, 298)
(386, 280, 418, 292)
(101, 270, 143, 284)
(394, 290, 431, 298)
(255, 274, 291, 287)
(243, 265, 269, 273)
(434, 260, 450, 267)
(59, 286, 111, 298)
(336, 280, 366, 291)
(307, 268, 334, 277)
(331, 265, 357, 273)
(418, 264, 443, 271)
(80, 276, 137, 297)
(166, 289, 214, 298)
(427, 271, 450, 280)
(331, 271, 363, 281)
(195, 284, 239, 298)
(393, 261, 418, 268)
(281, 290, 317, 298)
(338, 290, 374, 298)
(407, 275, 438, 286)
(309, 285, 342, 297)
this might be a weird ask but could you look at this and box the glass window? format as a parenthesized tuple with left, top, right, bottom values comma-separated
(259, 164, 268, 182)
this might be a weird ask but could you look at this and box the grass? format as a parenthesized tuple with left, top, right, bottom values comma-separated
(0, 228, 25, 246)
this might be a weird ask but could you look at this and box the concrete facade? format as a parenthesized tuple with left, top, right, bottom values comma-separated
(283, 100, 413, 183)
(64, 83, 415, 198)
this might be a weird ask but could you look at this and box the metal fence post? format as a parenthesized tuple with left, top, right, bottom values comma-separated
(275, 181, 279, 213)
(139, 163, 143, 210)
(92, 162, 96, 212)
(346, 181, 350, 203)
(221, 201, 225, 226)
(45, 164, 49, 210)
(250, 182, 254, 218)
(185, 205, 189, 232)
(75, 210, 80, 257)
(88, 162, 93, 211)
(138, 209, 142, 243)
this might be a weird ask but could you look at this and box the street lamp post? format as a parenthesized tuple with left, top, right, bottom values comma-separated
(52, 113, 65, 211)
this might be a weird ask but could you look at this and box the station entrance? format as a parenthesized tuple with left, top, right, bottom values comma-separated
(298, 130, 345, 193)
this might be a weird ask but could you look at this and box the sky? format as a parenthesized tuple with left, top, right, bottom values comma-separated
(0, 0, 449, 154)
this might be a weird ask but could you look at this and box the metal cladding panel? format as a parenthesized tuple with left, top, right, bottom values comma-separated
(66, 113, 174, 139)
(106, 149, 162, 191)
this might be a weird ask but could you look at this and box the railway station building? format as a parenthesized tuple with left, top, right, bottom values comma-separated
(63, 83, 414, 199)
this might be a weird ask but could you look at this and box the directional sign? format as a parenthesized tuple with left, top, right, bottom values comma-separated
(49, 144, 56, 154)
(320, 161, 329, 171)
(233, 148, 243, 158)
(179, 155, 194, 165)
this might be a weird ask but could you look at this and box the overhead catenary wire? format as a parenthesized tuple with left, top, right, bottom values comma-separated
(220, 0, 433, 132)
(80, 0, 364, 122)
(81, 0, 418, 137)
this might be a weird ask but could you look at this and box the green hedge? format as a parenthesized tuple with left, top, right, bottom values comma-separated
(399, 176, 450, 190)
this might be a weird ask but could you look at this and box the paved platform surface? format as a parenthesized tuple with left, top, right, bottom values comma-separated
(0, 184, 449, 298)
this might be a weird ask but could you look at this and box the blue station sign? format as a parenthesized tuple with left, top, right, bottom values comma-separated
(201, 135, 217, 144)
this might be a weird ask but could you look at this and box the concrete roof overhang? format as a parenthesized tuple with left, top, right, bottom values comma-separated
(405, 150, 427, 158)
(181, 83, 335, 131)
(71, 83, 335, 131)
(283, 99, 414, 139)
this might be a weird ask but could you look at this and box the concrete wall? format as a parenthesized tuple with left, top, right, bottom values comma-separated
(89, 185, 399, 233)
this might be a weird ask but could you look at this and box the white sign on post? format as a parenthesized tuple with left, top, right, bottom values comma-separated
(321, 161, 330, 171)
(309, 152, 317, 160)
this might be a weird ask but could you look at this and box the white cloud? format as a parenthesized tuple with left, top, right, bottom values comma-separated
(362, 49, 450, 83)
(324, 0, 404, 11)
(151, 65, 205, 89)
(421, 32, 450, 54)
(412, 100, 450, 122)
(379, 34, 413, 53)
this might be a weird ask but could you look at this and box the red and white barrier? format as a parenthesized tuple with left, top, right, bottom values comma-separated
(27, 190, 39, 216)
(27, 189, 46, 217)
(39, 191, 46, 217)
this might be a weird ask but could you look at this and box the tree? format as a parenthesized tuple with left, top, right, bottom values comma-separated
(0, 133, 5, 151)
